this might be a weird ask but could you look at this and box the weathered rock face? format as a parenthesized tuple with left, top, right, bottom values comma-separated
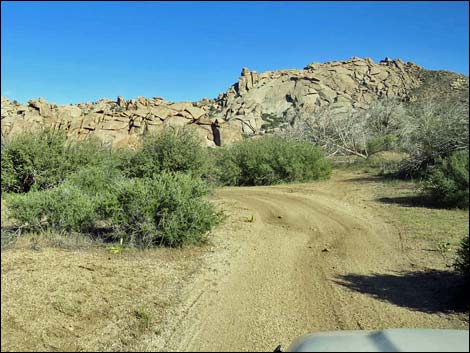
(1, 57, 467, 148)
(210, 57, 425, 135)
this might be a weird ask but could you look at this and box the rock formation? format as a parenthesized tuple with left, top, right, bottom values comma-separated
(1, 57, 468, 148)
(1, 96, 229, 148)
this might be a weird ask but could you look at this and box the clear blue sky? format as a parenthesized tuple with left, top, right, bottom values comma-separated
(1, 1, 468, 105)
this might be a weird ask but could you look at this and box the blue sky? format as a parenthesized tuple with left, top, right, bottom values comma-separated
(1, 1, 469, 105)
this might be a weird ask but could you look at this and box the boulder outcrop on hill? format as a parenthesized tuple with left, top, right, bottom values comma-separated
(1, 96, 230, 148)
(210, 57, 424, 136)
(1, 57, 468, 148)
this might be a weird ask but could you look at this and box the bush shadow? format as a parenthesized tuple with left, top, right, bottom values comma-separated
(376, 195, 446, 209)
(335, 270, 468, 314)
(341, 175, 387, 183)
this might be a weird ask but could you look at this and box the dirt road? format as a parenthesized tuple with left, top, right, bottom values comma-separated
(159, 173, 467, 351)
(2, 171, 467, 352)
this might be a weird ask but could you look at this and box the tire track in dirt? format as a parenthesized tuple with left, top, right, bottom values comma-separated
(157, 180, 467, 352)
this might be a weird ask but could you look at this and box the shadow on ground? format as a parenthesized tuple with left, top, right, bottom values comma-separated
(335, 270, 468, 314)
(375, 195, 444, 209)
(341, 176, 387, 183)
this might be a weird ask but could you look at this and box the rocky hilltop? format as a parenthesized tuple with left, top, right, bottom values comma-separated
(1, 57, 468, 148)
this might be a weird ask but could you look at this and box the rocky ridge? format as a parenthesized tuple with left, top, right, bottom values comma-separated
(1, 57, 468, 148)
(1, 96, 226, 148)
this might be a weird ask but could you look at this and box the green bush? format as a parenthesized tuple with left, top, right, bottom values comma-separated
(1, 130, 120, 193)
(424, 150, 469, 208)
(2, 128, 222, 248)
(6, 184, 98, 232)
(63, 165, 123, 220)
(455, 236, 469, 277)
(6, 170, 221, 248)
(112, 172, 221, 247)
(209, 147, 242, 186)
(1, 129, 69, 193)
(1, 145, 17, 193)
(67, 137, 126, 171)
(213, 136, 331, 186)
(121, 128, 211, 179)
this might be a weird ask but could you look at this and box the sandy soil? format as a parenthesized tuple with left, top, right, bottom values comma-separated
(2, 171, 468, 352)
(1, 244, 209, 351)
(158, 172, 468, 351)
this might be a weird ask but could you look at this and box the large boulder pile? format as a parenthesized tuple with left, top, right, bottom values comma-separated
(1, 96, 234, 148)
(2, 57, 468, 148)
(210, 57, 424, 135)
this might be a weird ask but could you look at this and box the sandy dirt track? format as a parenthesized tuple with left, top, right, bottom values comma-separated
(149, 174, 468, 351)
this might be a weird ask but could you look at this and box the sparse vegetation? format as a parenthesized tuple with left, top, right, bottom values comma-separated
(134, 307, 153, 332)
(396, 94, 469, 178)
(282, 93, 468, 183)
(281, 98, 407, 160)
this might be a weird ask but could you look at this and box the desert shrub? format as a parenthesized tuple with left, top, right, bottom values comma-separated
(121, 128, 211, 179)
(397, 94, 469, 178)
(281, 98, 407, 160)
(454, 236, 469, 277)
(1, 145, 17, 193)
(283, 106, 370, 159)
(423, 150, 469, 209)
(214, 136, 331, 186)
(7, 163, 125, 234)
(260, 113, 289, 132)
(365, 98, 408, 138)
(6, 170, 221, 247)
(112, 172, 221, 247)
(63, 165, 123, 220)
(1, 129, 69, 193)
(67, 137, 124, 170)
(335, 151, 408, 175)
(1, 130, 120, 193)
(366, 135, 399, 155)
(209, 147, 242, 186)
(6, 184, 98, 232)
